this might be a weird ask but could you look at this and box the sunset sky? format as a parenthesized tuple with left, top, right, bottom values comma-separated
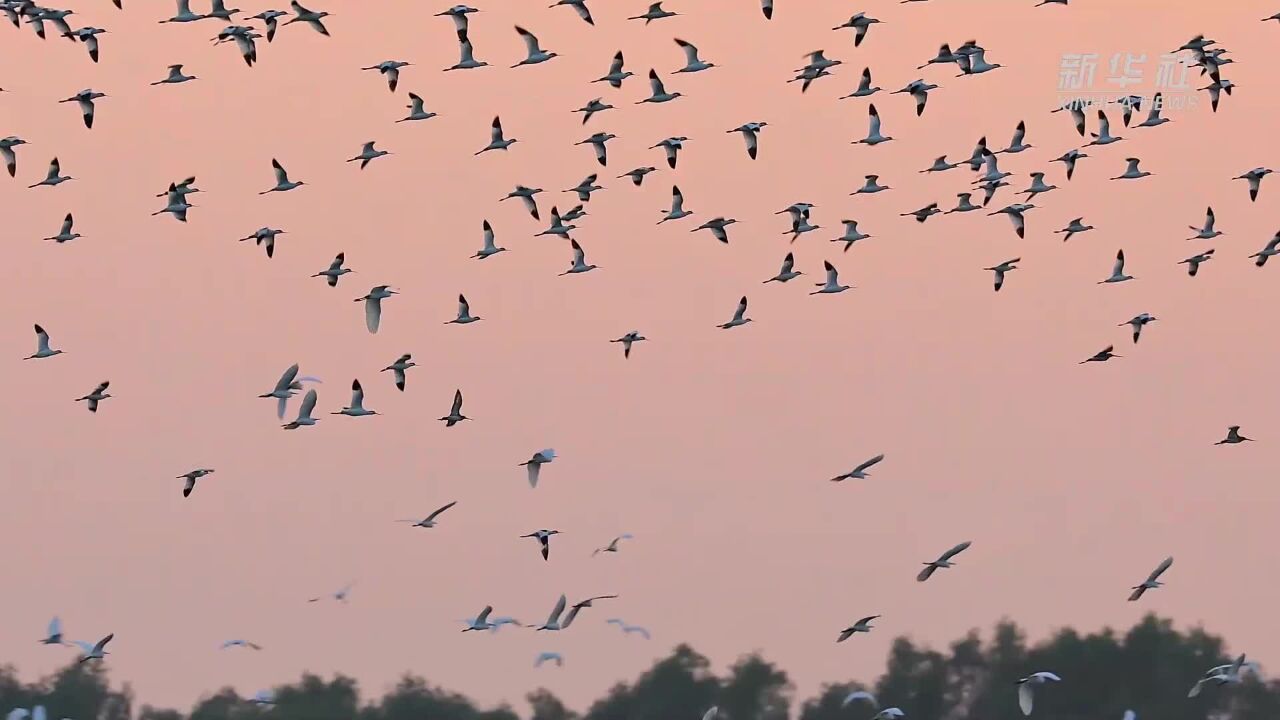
(1, 0, 1278, 713)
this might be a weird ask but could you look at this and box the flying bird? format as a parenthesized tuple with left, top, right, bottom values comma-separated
(718, 296, 753, 329)
(25, 325, 63, 360)
(398, 501, 459, 529)
(520, 449, 557, 488)
(1080, 346, 1120, 364)
(521, 529, 561, 560)
(1127, 556, 1173, 601)
(837, 615, 880, 641)
(332, 379, 377, 417)
(477, 117, 517, 154)
(382, 354, 415, 391)
(593, 533, 634, 556)
(811, 261, 852, 294)
(440, 389, 469, 426)
(611, 331, 647, 358)
(260, 159, 305, 193)
(1017, 672, 1062, 716)
(1121, 313, 1157, 343)
(76, 381, 111, 413)
(1099, 250, 1134, 283)
(312, 253, 353, 287)
(1216, 426, 1253, 445)
(985, 259, 1019, 292)
(447, 294, 482, 324)
(917, 541, 971, 581)
(355, 285, 397, 333)
(282, 388, 319, 429)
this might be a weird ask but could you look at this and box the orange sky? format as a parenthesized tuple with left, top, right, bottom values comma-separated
(1, 0, 1278, 712)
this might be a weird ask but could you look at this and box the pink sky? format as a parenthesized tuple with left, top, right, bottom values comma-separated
(1, 0, 1278, 712)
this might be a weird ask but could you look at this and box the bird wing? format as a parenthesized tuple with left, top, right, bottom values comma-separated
(60, 213, 74, 234)
(671, 186, 684, 212)
(476, 605, 493, 622)
(547, 594, 567, 623)
(609, 52, 624, 74)
(35, 325, 51, 353)
(271, 159, 289, 184)
(298, 389, 317, 419)
(854, 455, 885, 473)
(824, 261, 838, 285)
(648, 70, 666, 96)
(843, 691, 877, 708)
(571, 240, 586, 264)
(275, 364, 300, 393)
(1113, 250, 1125, 275)
(868, 105, 882, 135)
(1146, 556, 1173, 582)
(426, 501, 457, 522)
(940, 540, 971, 561)
(733, 296, 748, 322)
(93, 633, 114, 653)
(451, 389, 464, 414)
(48, 616, 62, 637)
(675, 38, 699, 64)
(1018, 683, 1034, 716)
(916, 564, 937, 582)
(350, 379, 364, 408)
(780, 253, 794, 274)
(490, 116, 503, 142)
(527, 462, 541, 488)
(458, 294, 471, 318)
(515, 26, 541, 55)
(703, 707, 719, 720)
(1011, 121, 1026, 146)
(365, 297, 382, 333)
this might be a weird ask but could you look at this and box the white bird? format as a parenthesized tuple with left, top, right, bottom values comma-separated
(398, 501, 458, 529)
(593, 51, 634, 88)
(1187, 207, 1222, 240)
(535, 594, 570, 630)
(333, 379, 376, 417)
(378, 354, 415, 392)
(477, 116, 517, 155)
(921, 155, 959, 173)
(282, 388, 319, 430)
(1135, 93, 1171, 127)
(1180, 249, 1214, 277)
(674, 39, 716, 73)
(893, 79, 937, 117)
(638, 70, 682, 104)
(957, 47, 1002, 74)
(917, 541, 972, 581)
(1236, 167, 1273, 202)
(620, 166, 657, 187)
(28, 158, 73, 189)
(25, 324, 63, 360)
(1000, 120, 1033, 153)
(629, 2, 678, 23)
(1188, 655, 1260, 697)
(856, 104, 892, 145)
(249, 10, 287, 41)
(176, 468, 214, 498)
(611, 331, 647, 359)
(1127, 556, 1172, 601)
(727, 122, 767, 160)
(72, 634, 114, 663)
(347, 141, 390, 169)
(831, 454, 885, 481)
(284, 1, 330, 35)
(576, 133, 616, 167)
(462, 606, 498, 632)
(651, 136, 687, 169)
(702, 708, 719, 720)
(221, 639, 263, 650)
(520, 449, 557, 488)
(535, 652, 564, 668)
(607, 618, 652, 639)
(811, 261, 851, 294)
(871, 709, 905, 720)
(902, 203, 941, 223)
(764, 253, 803, 283)
(834, 220, 872, 251)
(160, 0, 205, 23)
(985, 259, 1020, 292)
(593, 533, 634, 556)
(1051, 149, 1088, 180)
(502, 185, 543, 219)
(693, 217, 738, 244)
(44, 213, 81, 243)
(512, 26, 558, 67)
(76, 381, 111, 413)
(1121, 313, 1157, 344)
(1022, 173, 1057, 200)
(1055, 218, 1093, 242)
(659, 185, 692, 223)
(841, 691, 877, 709)
(852, 175, 891, 196)
(151, 64, 196, 85)
(447, 294, 482, 324)
(471, 220, 507, 260)
(0, 136, 28, 178)
(1111, 157, 1152, 180)
(446, 38, 488, 71)
(1099, 250, 1134, 283)
(947, 193, 981, 214)
(356, 285, 397, 333)
(1252, 232, 1280, 267)
(398, 93, 437, 123)
(1087, 111, 1123, 146)
(841, 67, 882, 99)
(1017, 672, 1062, 716)
(260, 159, 305, 193)
(718, 296, 753, 329)
(520, 529, 561, 560)
(362, 60, 410, 92)
(989, 204, 1035, 239)
(837, 615, 880, 641)
(833, 12, 881, 45)
(40, 617, 67, 646)
(558, 240, 598, 275)
(574, 99, 614, 125)
(1216, 426, 1253, 445)
(439, 389, 469, 426)
(1052, 102, 1087, 136)
(312, 253, 353, 287)
(239, 226, 285, 259)
(550, 0, 593, 24)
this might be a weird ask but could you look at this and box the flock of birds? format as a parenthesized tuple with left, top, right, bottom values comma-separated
(3, 0, 1279, 717)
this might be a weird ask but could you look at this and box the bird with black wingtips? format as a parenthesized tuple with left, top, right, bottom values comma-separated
(917, 541, 971, 581)
(381, 354, 415, 391)
(440, 389, 469, 426)
(984, 259, 1019, 292)
(1127, 556, 1172, 601)
(398, 501, 458, 528)
(76, 381, 111, 413)
(312, 253, 352, 287)
(177, 468, 214, 498)
(837, 615, 880, 641)
(521, 529, 561, 560)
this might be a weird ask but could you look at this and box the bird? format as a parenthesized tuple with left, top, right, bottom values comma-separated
(43, 213, 81, 243)
(990, 204, 1035, 239)
(674, 39, 716, 72)
(25, 325, 63, 360)
(574, 98, 614, 125)
(512, 26, 558, 67)
(1000, 121, 1033, 153)
(240, 227, 285, 259)
(761, 0, 773, 18)
(957, 46, 1002, 74)
(833, 12, 881, 46)
(947, 193, 981, 214)
(1202, 78, 1235, 112)
(379, 355, 416, 392)
(842, 691, 878, 708)
(917, 541, 971, 581)
(282, 388, 319, 429)
(606, 618, 651, 639)
(308, 582, 355, 604)
(1054, 218, 1093, 242)
(619, 166, 657, 187)
(1052, 102, 1087, 136)
(1216, 426, 1253, 445)
(248, 10, 287, 41)
(840, 67, 883, 100)
(576, 133, 617, 166)
(204, 0, 241, 21)
(893, 79, 937, 117)
(1017, 672, 1062, 716)
(520, 449, 557, 488)
(398, 93, 438, 123)
(0, 136, 28, 178)
(693, 217, 738, 244)
(719, 296, 753, 329)
(60, 26, 107, 62)
(1051, 149, 1088, 180)
(921, 156, 959, 173)
(40, 617, 67, 646)
(811, 261, 851, 294)
(984, 259, 1020, 292)
(1087, 111, 1123, 146)
(1135, 93, 1171, 127)
(727, 122, 767, 160)
(837, 616, 880, 641)
(593, 534, 634, 556)
(559, 239, 598, 275)
(521, 529, 561, 560)
(398, 501, 458, 529)
(651, 137, 687, 169)
(852, 175, 891, 196)
(1121, 313, 1157, 343)
(1022, 173, 1057, 200)
(856, 104, 892, 145)
(477, 117, 517, 155)
(1235, 167, 1273, 202)
(28, 158, 72, 189)
(567, 174, 604, 203)
(764, 253, 803, 284)
(1080, 346, 1120, 364)
(1179, 249, 1215, 277)
(362, 60, 410, 92)
(462, 606, 499, 632)
(830, 454, 885, 482)
(611, 331, 647, 359)
(73, 634, 113, 663)
(312, 253, 352, 287)
(446, 38, 488, 71)
(1251, 233, 1280, 267)
(347, 141, 390, 169)
(1188, 207, 1222, 240)
(161, 0, 205, 23)
(355, 285, 397, 334)
(447, 294, 482, 324)
(834, 220, 872, 251)
(435, 4, 479, 41)
(1099, 250, 1134, 283)
(502, 185, 543, 219)
(439, 389, 469, 426)
(550, 0, 593, 24)
(902, 203, 941, 223)
(333, 379, 376, 417)
(151, 64, 197, 85)
(629, 2, 677, 23)
(284, 1, 330, 35)
(535, 652, 564, 668)
(1127, 556, 1173, 601)
(472, 220, 507, 259)
(260, 159, 304, 193)
(221, 640, 263, 650)
(638, 70, 682, 104)
(75, 381, 111, 413)
(659, 184, 693, 223)
(534, 594, 571, 631)
(593, 51, 634, 88)
(1111, 157, 1152, 180)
